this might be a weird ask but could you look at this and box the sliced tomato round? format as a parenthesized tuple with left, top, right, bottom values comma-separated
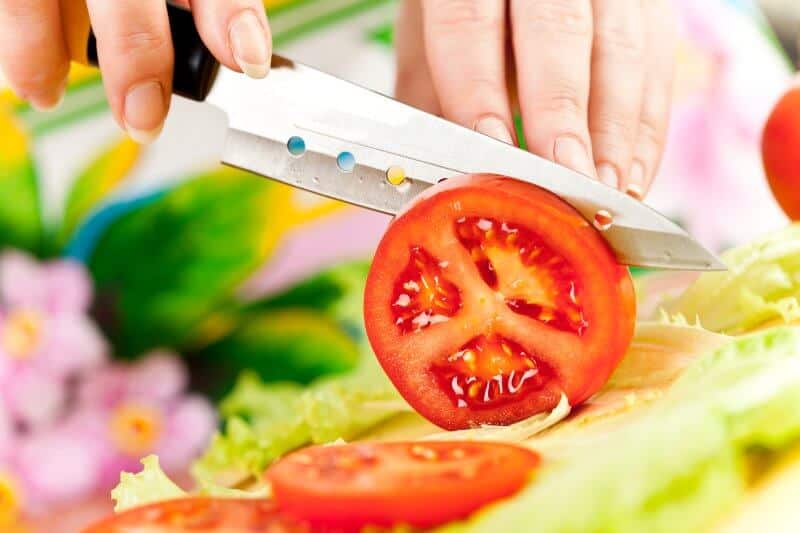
(763, 87, 800, 220)
(364, 174, 636, 429)
(267, 441, 540, 529)
(83, 498, 309, 533)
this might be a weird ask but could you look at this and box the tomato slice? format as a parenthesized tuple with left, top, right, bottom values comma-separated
(267, 441, 540, 529)
(83, 498, 309, 533)
(364, 174, 636, 429)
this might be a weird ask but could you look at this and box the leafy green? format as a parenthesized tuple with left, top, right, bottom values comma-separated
(192, 310, 360, 400)
(111, 455, 268, 513)
(88, 168, 288, 356)
(666, 224, 800, 333)
(192, 359, 407, 487)
(111, 456, 186, 512)
(441, 327, 800, 533)
(58, 137, 141, 246)
(0, 111, 42, 254)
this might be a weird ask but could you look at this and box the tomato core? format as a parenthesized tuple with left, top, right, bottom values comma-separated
(392, 246, 462, 333)
(432, 334, 553, 410)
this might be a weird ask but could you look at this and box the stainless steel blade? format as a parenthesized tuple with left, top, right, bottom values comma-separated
(206, 58, 724, 270)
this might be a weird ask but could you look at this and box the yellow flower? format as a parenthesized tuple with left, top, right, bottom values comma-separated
(1, 310, 43, 360)
(0, 474, 24, 530)
(110, 404, 164, 457)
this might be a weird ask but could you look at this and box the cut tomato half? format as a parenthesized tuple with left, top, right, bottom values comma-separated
(267, 441, 540, 530)
(83, 498, 309, 533)
(365, 174, 636, 429)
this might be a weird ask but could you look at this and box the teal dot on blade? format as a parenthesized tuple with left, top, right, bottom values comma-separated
(287, 136, 306, 156)
(337, 151, 356, 172)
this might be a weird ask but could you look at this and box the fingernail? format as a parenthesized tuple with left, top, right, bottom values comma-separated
(123, 81, 165, 144)
(28, 81, 67, 112)
(474, 116, 513, 144)
(554, 136, 592, 175)
(597, 163, 620, 188)
(626, 161, 645, 199)
(229, 10, 270, 79)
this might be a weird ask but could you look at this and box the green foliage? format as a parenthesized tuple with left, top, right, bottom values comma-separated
(0, 113, 42, 254)
(88, 168, 286, 356)
(58, 137, 141, 246)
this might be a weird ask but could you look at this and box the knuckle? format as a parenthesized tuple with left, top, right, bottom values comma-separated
(111, 27, 170, 57)
(516, 1, 592, 39)
(591, 113, 637, 145)
(636, 115, 665, 153)
(425, 0, 503, 32)
(535, 88, 585, 117)
(594, 20, 645, 62)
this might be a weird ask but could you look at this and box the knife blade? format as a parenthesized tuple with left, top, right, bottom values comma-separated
(206, 59, 723, 271)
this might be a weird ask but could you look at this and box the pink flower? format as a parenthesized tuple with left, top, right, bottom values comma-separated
(648, 0, 792, 251)
(74, 350, 216, 487)
(0, 251, 107, 429)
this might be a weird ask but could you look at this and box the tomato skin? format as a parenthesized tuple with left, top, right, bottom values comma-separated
(83, 498, 309, 533)
(267, 441, 541, 530)
(763, 87, 800, 220)
(365, 174, 636, 430)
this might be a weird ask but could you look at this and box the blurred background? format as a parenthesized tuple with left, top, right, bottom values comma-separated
(0, 0, 798, 530)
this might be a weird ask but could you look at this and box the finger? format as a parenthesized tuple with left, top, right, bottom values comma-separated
(588, 0, 646, 189)
(0, 0, 69, 110)
(512, 0, 596, 177)
(187, 0, 271, 79)
(628, 0, 677, 199)
(86, 0, 173, 143)
(395, 0, 440, 114)
(422, 0, 514, 144)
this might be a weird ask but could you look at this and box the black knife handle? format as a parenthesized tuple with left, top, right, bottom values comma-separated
(85, 2, 219, 101)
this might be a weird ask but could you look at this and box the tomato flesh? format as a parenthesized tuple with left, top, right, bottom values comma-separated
(365, 174, 636, 429)
(83, 498, 310, 533)
(431, 334, 554, 410)
(267, 441, 540, 530)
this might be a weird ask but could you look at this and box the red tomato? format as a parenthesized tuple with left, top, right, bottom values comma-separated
(763, 87, 800, 220)
(267, 441, 540, 530)
(364, 174, 636, 429)
(83, 498, 309, 533)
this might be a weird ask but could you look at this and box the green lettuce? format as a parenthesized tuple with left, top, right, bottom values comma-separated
(666, 224, 800, 333)
(191, 358, 408, 487)
(441, 327, 800, 533)
(111, 456, 186, 512)
(111, 455, 269, 513)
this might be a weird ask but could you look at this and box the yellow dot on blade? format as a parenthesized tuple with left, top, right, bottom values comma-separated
(387, 166, 406, 185)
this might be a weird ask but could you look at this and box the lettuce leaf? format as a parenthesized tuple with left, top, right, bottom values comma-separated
(440, 327, 800, 533)
(111, 456, 186, 512)
(191, 358, 408, 487)
(666, 224, 800, 333)
(111, 455, 269, 513)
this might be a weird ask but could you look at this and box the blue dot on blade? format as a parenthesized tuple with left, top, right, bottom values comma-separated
(287, 136, 306, 156)
(337, 151, 355, 172)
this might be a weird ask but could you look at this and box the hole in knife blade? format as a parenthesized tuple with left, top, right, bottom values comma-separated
(593, 209, 613, 231)
(337, 151, 356, 173)
(287, 136, 306, 156)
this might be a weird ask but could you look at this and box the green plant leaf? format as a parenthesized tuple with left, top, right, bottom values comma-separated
(58, 137, 141, 246)
(88, 167, 289, 357)
(191, 308, 361, 400)
(0, 111, 42, 254)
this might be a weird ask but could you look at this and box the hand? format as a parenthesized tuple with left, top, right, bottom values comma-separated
(394, 0, 678, 198)
(0, 0, 271, 143)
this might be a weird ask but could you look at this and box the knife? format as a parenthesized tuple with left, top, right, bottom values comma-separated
(62, 1, 724, 271)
